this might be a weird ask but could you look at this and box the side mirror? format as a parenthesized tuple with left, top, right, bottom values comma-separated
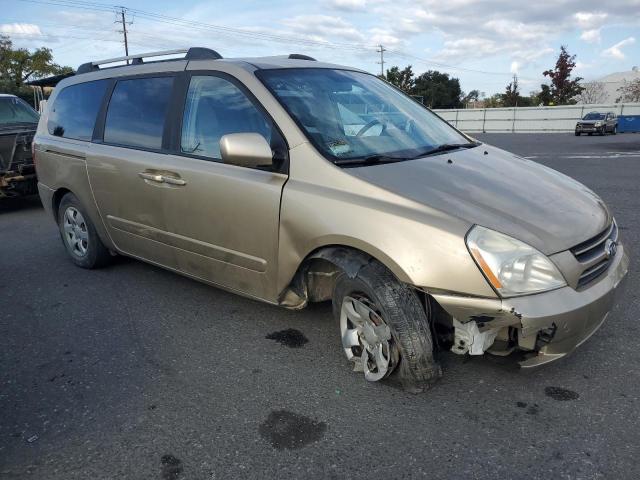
(219, 133, 273, 169)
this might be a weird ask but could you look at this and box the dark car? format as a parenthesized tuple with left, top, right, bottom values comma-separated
(0, 94, 39, 197)
(575, 111, 617, 136)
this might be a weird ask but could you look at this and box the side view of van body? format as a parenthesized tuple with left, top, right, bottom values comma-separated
(34, 48, 628, 389)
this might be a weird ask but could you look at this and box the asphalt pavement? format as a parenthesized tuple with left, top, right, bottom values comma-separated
(1, 133, 639, 479)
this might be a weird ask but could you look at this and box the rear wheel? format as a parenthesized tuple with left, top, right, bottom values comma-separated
(332, 260, 441, 391)
(58, 193, 111, 269)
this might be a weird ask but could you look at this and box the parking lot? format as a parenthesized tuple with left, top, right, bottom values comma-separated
(1, 133, 639, 479)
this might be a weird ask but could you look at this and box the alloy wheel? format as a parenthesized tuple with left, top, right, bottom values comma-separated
(340, 295, 399, 381)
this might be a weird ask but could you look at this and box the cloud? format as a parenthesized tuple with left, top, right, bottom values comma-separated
(328, 0, 367, 11)
(281, 15, 365, 43)
(510, 61, 519, 74)
(602, 37, 636, 60)
(368, 27, 402, 48)
(580, 29, 601, 44)
(573, 11, 607, 29)
(365, 0, 639, 68)
(0, 23, 42, 36)
(574, 61, 593, 72)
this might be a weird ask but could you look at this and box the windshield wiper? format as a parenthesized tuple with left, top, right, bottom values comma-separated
(407, 142, 481, 159)
(333, 154, 408, 167)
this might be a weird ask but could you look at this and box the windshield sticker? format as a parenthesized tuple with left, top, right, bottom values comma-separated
(327, 140, 351, 156)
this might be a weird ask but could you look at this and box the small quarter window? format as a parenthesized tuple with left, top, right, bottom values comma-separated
(104, 77, 174, 150)
(180, 76, 273, 161)
(48, 80, 109, 140)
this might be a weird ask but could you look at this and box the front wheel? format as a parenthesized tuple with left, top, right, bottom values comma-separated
(332, 260, 441, 391)
(613, 125, 617, 135)
(575, 131, 580, 136)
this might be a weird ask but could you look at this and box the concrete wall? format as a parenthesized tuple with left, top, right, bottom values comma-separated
(433, 103, 640, 132)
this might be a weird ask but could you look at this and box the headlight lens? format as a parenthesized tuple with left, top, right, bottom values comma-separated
(466, 226, 566, 296)
(595, 121, 602, 126)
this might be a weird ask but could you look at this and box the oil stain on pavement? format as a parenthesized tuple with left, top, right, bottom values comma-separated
(265, 329, 309, 348)
(160, 454, 183, 480)
(544, 386, 580, 401)
(259, 410, 327, 450)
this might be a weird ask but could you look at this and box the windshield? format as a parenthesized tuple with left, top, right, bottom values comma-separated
(0, 97, 39, 126)
(583, 113, 605, 120)
(258, 68, 473, 162)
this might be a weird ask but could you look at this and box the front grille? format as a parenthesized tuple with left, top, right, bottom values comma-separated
(571, 221, 618, 288)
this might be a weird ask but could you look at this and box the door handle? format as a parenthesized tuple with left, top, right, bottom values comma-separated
(138, 172, 164, 183)
(138, 172, 187, 186)
(162, 176, 186, 186)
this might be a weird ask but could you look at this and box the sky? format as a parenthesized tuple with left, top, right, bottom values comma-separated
(2, 0, 640, 96)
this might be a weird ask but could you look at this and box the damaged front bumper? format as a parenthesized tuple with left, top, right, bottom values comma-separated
(429, 244, 629, 368)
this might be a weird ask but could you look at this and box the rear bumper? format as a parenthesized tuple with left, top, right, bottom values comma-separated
(0, 172, 38, 196)
(430, 244, 629, 367)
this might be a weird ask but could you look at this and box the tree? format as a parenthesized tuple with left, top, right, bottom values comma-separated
(0, 35, 72, 91)
(616, 79, 640, 103)
(412, 70, 462, 108)
(385, 65, 415, 92)
(485, 94, 501, 108)
(575, 81, 607, 104)
(502, 75, 520, 107)
(531, 84, 554, 106)
(461, 89, 480, 107)
(483, 94, 503, 108)
(542, 46, 584, 105)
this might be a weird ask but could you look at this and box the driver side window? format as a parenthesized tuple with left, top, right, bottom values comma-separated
(181, 76, 273, 161)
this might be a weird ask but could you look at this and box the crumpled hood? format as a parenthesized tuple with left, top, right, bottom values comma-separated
(348, 145, 611, 255)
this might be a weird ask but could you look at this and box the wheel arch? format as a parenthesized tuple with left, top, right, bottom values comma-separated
(51, 187, 72, 221)
(50, 186, 116, 252)
(278, 242, 413, 309)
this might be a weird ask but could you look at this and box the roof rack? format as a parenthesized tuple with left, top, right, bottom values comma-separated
(76, 47, 222, 74)
(288, 54, 316, 61)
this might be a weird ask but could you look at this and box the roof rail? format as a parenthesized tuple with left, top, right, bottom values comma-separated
(288, 54, 316, 61)
(76, 47, 223, 74)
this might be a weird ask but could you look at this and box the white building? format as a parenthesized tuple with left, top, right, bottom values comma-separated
(579, 67, 640, 104)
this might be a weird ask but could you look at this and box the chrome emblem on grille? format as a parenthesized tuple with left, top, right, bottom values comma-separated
(604, 239, 617, 259)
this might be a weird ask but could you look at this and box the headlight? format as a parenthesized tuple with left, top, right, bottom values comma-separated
(595, 121, 602, 126)
(466, 226, 566, 296)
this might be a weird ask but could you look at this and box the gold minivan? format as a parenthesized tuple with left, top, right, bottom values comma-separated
(34, 48, 629, 390)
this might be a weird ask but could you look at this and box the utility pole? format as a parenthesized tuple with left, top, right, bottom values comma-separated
(376, 44, 386, 78)
(117, 7, 130, 63)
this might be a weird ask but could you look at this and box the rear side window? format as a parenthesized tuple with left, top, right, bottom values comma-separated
(48, 80, 108, 140)
(180, 76, 273, 160)
(104, 77, 174, 150)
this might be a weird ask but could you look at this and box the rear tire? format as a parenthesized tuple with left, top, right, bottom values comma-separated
(332, 260, 441, 391)
(57, 193, 111, 269)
